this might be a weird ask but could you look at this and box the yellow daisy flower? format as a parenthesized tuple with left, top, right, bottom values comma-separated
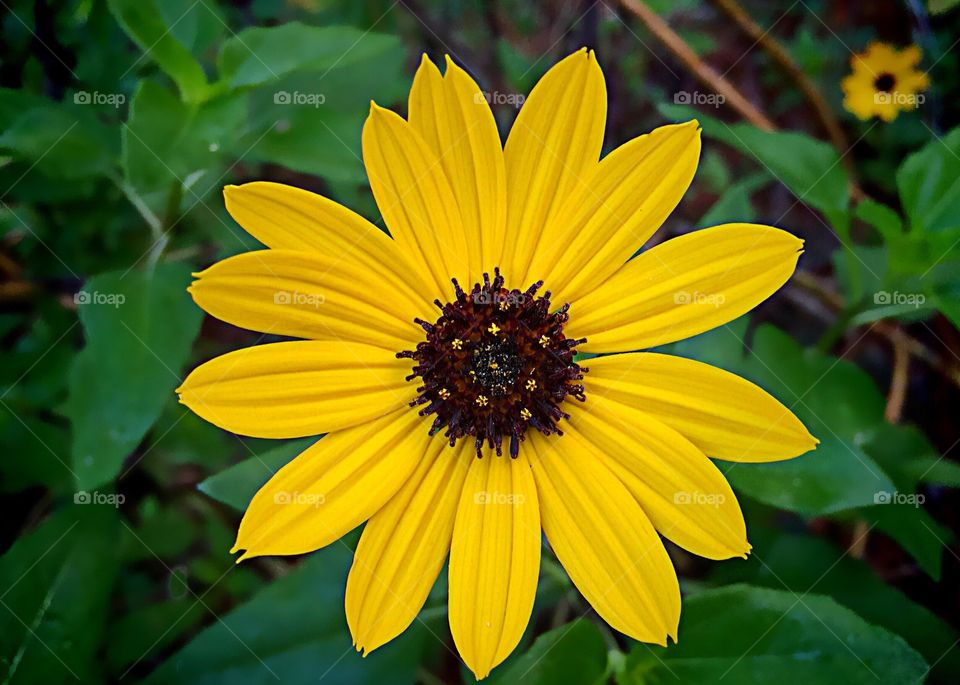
(841, 41, 930, 122)
(177, 49, 817, 679)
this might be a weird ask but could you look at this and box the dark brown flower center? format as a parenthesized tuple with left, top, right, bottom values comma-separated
(874, 72, 896, 92)
(398, 268, 587, 458)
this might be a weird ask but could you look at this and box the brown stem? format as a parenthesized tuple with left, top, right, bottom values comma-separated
(884, 338, 910, 423)
(619, 0, 777, 130)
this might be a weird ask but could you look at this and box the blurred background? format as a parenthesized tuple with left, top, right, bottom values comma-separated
(2, 0, 960, 683)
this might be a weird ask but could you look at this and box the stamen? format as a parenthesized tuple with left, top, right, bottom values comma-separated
(397, 266, 587, 458)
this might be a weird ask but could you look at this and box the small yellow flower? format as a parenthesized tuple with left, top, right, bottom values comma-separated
(520, 408, 532, 421)
(438, 388, 450, 400)
(525, 378, 537, 391)
(451, 338, 463, 350)
(539, 334, 550, 348)
(487, 323, 500, 335)
(475, 395, 488, 407)
(841, 42, 929, 122)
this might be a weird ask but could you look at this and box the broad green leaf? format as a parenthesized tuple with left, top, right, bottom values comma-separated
(0, 105, 116, 179)
(907, 457, 960, 487)
(712, 532, 960, 681)
(855, 198, 903, 239)
(897, 126, 960, 233)
(145, 546, 428, 685)
(107, 0, 209, 102)
(486, 619, 608, 685)
(0, 505, 120, 683)
(198, 438, 315, 510)
(697, 173, 766, 227)
(233, 43, 408, 182)
(862, 423, 940, 491)
(65, 264, 203, 490)
(659, 103, 850, 218)
(106, 599, 206, 678)
(619, 585, 927, 684)
(720, 438, 894, 516)
(860, 503, 949, 580)
(122, 80, 246, 212)
(217, 23, 403, 89)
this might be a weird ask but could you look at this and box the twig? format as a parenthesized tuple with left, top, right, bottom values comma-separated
(619, 0, 777, 130)
(884, 338, 910, 423)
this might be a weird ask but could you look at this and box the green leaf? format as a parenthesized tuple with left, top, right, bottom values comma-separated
(897, 126, 960, 233)
(0, 505, 120, 683)
(198, 438, 315, 510)
(122, 80, 246, 212)
(487, 620, 608, 685)
(720, 438, 894, 517)
(232, 39, 408, 182)
(659, 103, 850, 218)
(861, 423, 940, 491)
(711, 531, 960, 681)
(619, 585, 927, 684)
(107, 0, 209, 102)
(907, 457, 960, 487)
(217, 22, 403, 89)
(106, 599, 206, 677)
(697, 173, 766, 227)
(65, 264, 203, 490)
(145, 546, 427, 685)
(0, 104, 116, 179)
(861, 503, 950, 580)
(854, 198, 903, 239)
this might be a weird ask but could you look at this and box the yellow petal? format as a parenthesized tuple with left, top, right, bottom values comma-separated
(189, 249, 430, 350)
(449, 453, 540, 679)
(501, 48, 606, 284)
(346, 438, 471, 654)
(233, 408, 428, 560)
(222, 182, 435, 303)
(566, 396, 748, 560)
(568, 223, 803, 352)
(177, 341, 412, 439)
(585, 352, 818, 462)
(363, 102, 471, 295)
(408, 55, 507, 274)
(528, 432, 680, 643)
(526, 122, 701, 302)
